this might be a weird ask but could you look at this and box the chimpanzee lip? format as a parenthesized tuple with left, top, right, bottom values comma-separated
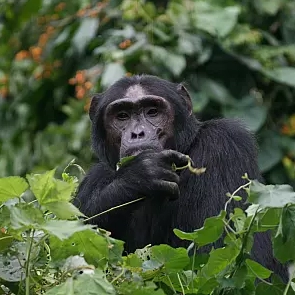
(123, 145, 162, 158)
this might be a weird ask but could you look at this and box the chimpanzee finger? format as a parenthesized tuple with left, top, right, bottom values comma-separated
(160, 149, 189, 167)
(160, 169, 180, 184)
(153, 180, 180, 200)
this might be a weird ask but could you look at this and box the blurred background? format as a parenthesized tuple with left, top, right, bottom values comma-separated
(0, 0, 295, 187)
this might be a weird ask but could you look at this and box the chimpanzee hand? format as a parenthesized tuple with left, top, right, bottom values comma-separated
(116, 149, 188, 200)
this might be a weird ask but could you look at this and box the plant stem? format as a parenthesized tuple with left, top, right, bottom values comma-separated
(224, 181, 251, 212)
(83, 197, 145, 222)
(177, 273, 185, 295)
(283, 267, 295, 295)
(25, 230, 35, 295)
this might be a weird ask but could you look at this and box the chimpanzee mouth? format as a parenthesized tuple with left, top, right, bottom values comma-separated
(122, 145, 162, 158)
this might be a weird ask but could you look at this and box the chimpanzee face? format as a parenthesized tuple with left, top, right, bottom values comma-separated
(89, 75, 194, 167)
(104, 85, 175, 159)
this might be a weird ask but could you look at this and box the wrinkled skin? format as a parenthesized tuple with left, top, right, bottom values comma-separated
(74, 74, 288, 282)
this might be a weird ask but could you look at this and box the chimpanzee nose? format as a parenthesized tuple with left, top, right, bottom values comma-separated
(131, 131, 145, 139)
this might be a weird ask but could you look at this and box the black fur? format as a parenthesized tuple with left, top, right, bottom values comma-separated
(74, 75, 288, 281)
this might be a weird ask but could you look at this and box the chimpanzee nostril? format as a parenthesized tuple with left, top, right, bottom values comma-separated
(138, 131, 144, 138)
(131, 131, 145, 139)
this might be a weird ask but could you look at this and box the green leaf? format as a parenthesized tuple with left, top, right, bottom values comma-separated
(26, 170, 55, 204)
(115, 281, 166, 295)
(27, 170, 76, 205)
(0, 232, 13, 252)
(124, 253, 143, 267)
(258, 132, 283, 172)
(191, 91, 209, 113)
(149, 46, 186, 76)
(0, 241, 40, 282)
(255, 280, 293, 295)
(199, 77, 235, 105)
(101, 63, 126, 88)
(201, 246, 240, 277)
(274, 206, 295, 262)
(42, 220, 92, 240)
(45, 201, 85, 220)
(10, 203, 44, 230)
(248, 180, 295, 208)
(72, 18, 99, 54)
(0, 177, 28, 203)
(259, 208, 282, 231)
(263, 67, 295, 88)
(19, 0, 42, 24)
(50, 229, 109, 267)
(174, 212, 225, 246)
(117, 156, 136, 169)
(195, 3, 240, 37)
(254, 0, 285, 15)
(245, 259, 272, 279)
(107, 237, 124, 264)
(177, 33, 202, 55)
(222, 96, 267, 132)
(150, 245, 189, 271)
(230, 208, 246, 233)
(46, 269, 116, 295)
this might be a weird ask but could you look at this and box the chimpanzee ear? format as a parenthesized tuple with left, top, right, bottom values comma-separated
(89, 94, 102, 121)
(177, 84, 193, 115)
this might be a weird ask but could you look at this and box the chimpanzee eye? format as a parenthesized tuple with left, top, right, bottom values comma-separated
(116, 111, 130, 121)
(146, 108, 158, 117)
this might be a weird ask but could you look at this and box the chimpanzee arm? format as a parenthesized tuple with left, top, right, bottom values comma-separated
(176, 119, 261, 231)
(74, 149, 187, 232)
(73, 163, 135, 231)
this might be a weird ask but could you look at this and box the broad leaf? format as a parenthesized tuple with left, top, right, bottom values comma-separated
(45, 201, 85, 220)
(195, 3, 240, 37)
(201, 245, 240, 277)
(72, 18, 99, 54)
(263, 67, 295, 88)
(101, 63, 126, 88)
(174, 212, 225, 246)
(149, 46, 186, 76)
(258, 133, 283, 172)
(50, 229, 109, 267)
(9, 203, 44, 230)
(248, 180, 295, 208)
(0, 177, 28, 203)
(46, 269, 115, 295)
(19, 0, 42, 24)
(274, 206, 295, 262)
(198, 77, 235, 105)
(150, 245, 189, 271)
(254, 0, 285, 15)
(222, 96, 267, 132)
(245, 259, 272, 279)
(42, 220, 92, 240)
(27, 170, 76, 205)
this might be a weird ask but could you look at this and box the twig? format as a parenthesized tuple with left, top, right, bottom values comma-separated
(83, 197, 145, 222)
(25, 229, 35, 295)
(224, 181, 251, 212)
(177, 273, 185, 295)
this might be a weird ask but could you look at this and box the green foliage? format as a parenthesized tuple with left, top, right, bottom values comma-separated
(1, 170, 295, 294)
(1, 2, 295, 292)
(0, 0, 295, 188)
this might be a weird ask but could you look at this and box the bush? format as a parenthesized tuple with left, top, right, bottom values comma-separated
(0, 167, 295, 294)
(0, 0, 295, 185)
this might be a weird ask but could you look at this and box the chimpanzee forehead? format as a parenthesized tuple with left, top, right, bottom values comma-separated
(124, 84, 146, 98)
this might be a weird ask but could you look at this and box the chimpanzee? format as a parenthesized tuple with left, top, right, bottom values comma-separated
(74, 74, 288, 280)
